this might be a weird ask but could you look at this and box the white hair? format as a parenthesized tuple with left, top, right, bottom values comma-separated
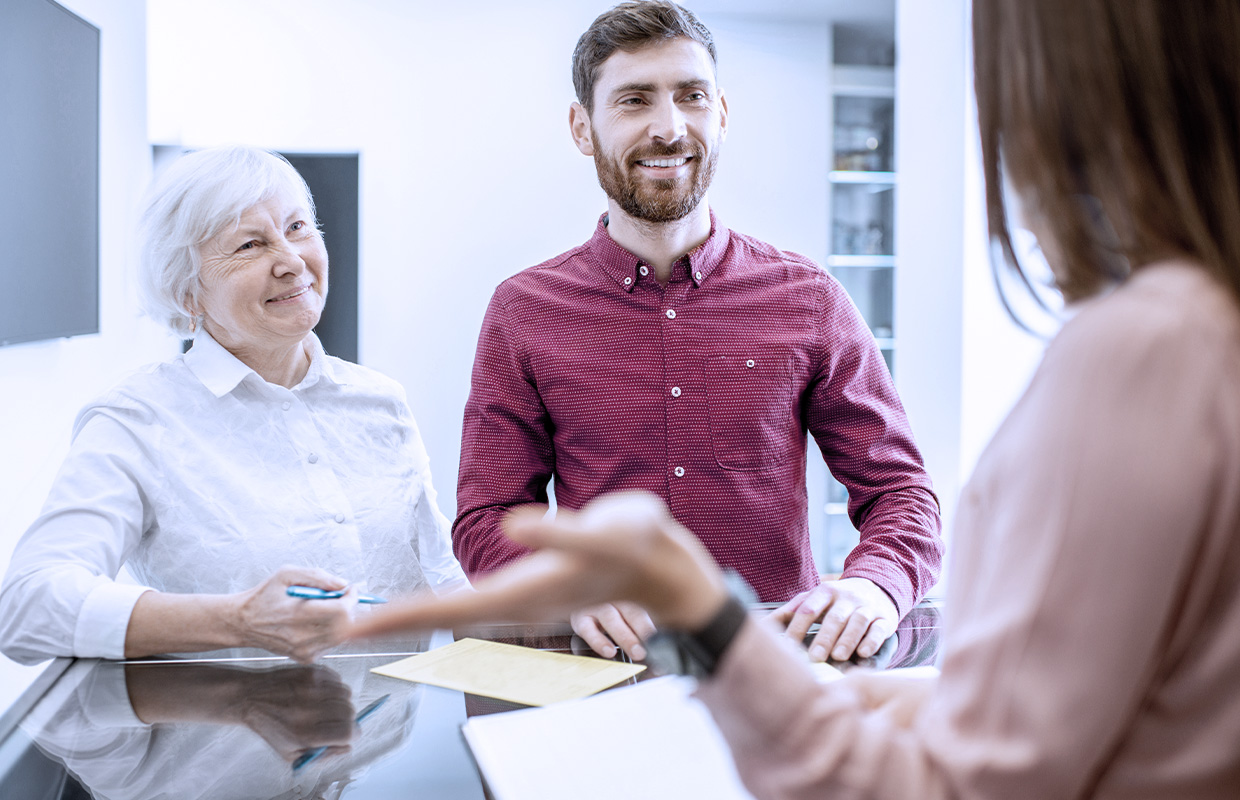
(137, 146, 317, 336)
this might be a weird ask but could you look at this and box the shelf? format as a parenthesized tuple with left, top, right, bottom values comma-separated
(831, 65, 895, 98)
(829, 170, 896, 185)
(827, 255, 895, 268)
(825, 502, 849, 516)
(874, 337, 895, 349)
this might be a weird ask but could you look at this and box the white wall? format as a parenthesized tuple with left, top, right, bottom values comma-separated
(896, 0, 1047, 556)
(146, 0, 835, 536)
(0, 0, 178, 707)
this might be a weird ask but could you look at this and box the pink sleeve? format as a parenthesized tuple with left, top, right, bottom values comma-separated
(696, 620, 951, 799)
(697, 267, 1240, 800)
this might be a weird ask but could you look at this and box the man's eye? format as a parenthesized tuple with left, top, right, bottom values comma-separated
(621, 97, 645, 105)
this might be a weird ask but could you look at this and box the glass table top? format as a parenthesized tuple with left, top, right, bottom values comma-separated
(0, 602, 942, 799)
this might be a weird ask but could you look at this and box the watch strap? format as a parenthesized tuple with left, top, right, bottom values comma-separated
(680, 593, 749, 676)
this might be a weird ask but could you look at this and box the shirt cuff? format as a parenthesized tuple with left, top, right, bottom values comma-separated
(74, 583, 154, 660)
(82, 663, 149, 728)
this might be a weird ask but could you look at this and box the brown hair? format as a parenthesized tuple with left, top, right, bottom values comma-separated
(974, 0, 1240, 321)
(572, 1, 716, 114)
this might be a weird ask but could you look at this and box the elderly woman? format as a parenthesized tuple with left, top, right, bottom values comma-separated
(0, 146, 466, 664)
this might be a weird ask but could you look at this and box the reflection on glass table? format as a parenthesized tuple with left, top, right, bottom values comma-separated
(0, 608, 942, 800)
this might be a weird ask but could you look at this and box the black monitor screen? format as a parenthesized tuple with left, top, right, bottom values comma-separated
(0, 0, 100, 347)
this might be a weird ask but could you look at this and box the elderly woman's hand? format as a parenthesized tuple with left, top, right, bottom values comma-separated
(231, 567, 357, 663)
(348, 492, 730, 640)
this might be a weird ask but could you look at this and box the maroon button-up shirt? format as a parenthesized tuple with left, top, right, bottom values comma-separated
(454, 212, 942, 613)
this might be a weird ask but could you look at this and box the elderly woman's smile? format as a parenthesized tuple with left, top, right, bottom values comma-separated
(195, 187, 328, 369)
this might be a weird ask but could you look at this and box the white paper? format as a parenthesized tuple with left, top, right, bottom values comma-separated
(461, 676, 755, 800)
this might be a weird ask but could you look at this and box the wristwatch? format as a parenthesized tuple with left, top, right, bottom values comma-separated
(645, 593, 750, 680)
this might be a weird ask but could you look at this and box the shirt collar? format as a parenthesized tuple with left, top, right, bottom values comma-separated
(586, 209, 730, 292)
(184, 330, 340, 397)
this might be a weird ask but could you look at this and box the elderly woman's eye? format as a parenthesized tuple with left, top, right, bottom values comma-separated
(235, 240, 257, 252)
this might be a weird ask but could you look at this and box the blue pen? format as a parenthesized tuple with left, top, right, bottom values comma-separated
(292, 694, 390, 771)
(286, 585, 388, 604)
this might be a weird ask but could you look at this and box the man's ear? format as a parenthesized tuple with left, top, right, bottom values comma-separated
(718, 89, 729, 142)
(569, 101, 595, 156)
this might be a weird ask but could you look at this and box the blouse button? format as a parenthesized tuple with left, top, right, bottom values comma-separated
(665, 309, 677, 319)
(624, 276, 632, 285)
(746, 359, 755, 368)
(639, 265, 650, 276)
(334, 513, 346, 524)
(671, 386, 682, 398)
(695, 271, 703, 281)
(308, 453, 319, 464)
(281, 401, 292, 411)
(673, 466, 685, 478)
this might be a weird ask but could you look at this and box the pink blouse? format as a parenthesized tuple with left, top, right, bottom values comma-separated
(698, 262, 1240, 799)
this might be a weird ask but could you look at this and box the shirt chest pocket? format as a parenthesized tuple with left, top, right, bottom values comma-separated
(704, 351, 797, 471)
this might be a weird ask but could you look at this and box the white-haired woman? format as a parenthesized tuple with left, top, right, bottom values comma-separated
(0, 146, 467, 664)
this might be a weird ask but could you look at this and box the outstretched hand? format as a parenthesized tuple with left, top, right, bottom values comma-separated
(348, 492, 729, 641)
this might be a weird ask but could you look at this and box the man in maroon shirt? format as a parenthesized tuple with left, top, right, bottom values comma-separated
(454, 0, 942, 663)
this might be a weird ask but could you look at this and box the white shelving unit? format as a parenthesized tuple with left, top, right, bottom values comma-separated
(820, 47, 898, 576)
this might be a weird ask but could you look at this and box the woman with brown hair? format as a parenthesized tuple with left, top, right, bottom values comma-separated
(353, 1, 1240, 796)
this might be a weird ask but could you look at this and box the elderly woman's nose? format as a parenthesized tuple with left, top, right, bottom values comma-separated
(270, 239, 307, 275)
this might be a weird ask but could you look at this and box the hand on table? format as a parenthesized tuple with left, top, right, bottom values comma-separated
(571, 601, 657, 660)
(234, 566, 357, 663)
(347, 492, 730, 641)
(768, 577, 898, 662)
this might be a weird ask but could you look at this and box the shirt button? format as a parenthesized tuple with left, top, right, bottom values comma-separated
(746, 359, 755, 368)
(334, 513, 346, 524)
(281, 401, 291, 411)
(673, 466, 685, 478)
(665, 309, 677, 319)
(639, 265, 650, 276)
(671, 386, 682, 398)
(695, 271, 703, 281)
(624, 276, 632, 285)
(308, 453, 319, 464)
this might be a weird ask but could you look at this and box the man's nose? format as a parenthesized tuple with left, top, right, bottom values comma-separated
(648, 98, 687, 143)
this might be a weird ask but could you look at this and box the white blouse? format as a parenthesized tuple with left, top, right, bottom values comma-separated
(0, 331, 468, 664)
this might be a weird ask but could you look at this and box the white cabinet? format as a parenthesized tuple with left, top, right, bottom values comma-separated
(820, 55, 898, 575)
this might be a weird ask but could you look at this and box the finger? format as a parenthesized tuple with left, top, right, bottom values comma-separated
(571, 611, 619, 658)
(615, 601, 657, 640)
(856, 616, 896, 659)
(595, 604, 646, 661)
(828, 609, 876, 661)
(807, 598, 856, 662)
(784, 586, 833, 644)
(765, 593, 806, 628)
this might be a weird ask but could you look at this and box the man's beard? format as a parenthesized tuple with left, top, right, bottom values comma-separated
(592, 132, 719, 223)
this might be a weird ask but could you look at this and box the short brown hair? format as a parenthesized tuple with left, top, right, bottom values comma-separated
(974, 0, 1240, 319)
(572, 1, 716, 114)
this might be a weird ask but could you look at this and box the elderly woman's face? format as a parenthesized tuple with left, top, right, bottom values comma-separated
(195, 186, 327, 353)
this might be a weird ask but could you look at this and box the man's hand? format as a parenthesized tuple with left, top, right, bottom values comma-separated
(570, 601, 657, 660)
(767, 577, 898, 662)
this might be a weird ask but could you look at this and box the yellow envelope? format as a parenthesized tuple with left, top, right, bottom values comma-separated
(371, 637, 646, 706)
